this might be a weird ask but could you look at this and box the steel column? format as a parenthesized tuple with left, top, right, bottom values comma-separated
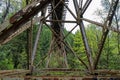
(73, 0, 93, 73)
(94, 0, 119, 69)
(27, 20, 33, 70)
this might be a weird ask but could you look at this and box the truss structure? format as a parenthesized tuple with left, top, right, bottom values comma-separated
(0, 0, 120, 79)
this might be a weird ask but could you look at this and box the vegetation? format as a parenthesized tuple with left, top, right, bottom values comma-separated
(0, 0, 119, 70)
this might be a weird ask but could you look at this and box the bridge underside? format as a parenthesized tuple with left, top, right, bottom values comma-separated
(0, 0, 120, 79)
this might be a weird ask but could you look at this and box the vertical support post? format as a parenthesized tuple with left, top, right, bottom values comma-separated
(27, 20, 33, 70)
(25, 1, 33, 80)
(78, 22, 93, 73)
(46, 0, 68, 68)
(31, 8, 47, 70)
(73, 0, 93, 73)
(94, 0, 119, 69)
(31, 21, 43, 67)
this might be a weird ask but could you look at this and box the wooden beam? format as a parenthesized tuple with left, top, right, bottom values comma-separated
(0, 0, 52, 44)
(0, 17, 40, 45)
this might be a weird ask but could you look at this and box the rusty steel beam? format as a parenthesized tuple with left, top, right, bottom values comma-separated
(94, 0, 119, 69)
(0, 70, 30, 77)
(43, 21, 88, 69)
(31, 17, 44, 66)
(26, 0, 33, 71)
(73, 0, 93, 73)
(61, 0, 93, 72)
(78, 22, 93, 73)
(95, 70, 120, 75)
(61, 0, 77, 20)
(44, 0, 62, 20)
(80, 18, 120, 33)
(35, 68, 84, 72)
(73, 0, 79, 14)
(31, 21, 43, 66)
(63, 41, 89, 69)
(45, 20, 77, 23)
(0, 0, 52, 44)
(27, 20, 33, 70)
(82, 0, 92, 15)
(1, 76, 120, 79)
(45, 0, 69, 68)
(63, 24, 78, 39)
(31, 8, 47, 67)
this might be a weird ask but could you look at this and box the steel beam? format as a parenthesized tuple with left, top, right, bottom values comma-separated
(94, 0, 119, 69)
(31, 21, 43, 66)
(73, 0, 79, 14)
(27, 20, 33, 70)
(45, 20, 76, 23)
(73, 0, 93, 73)
(43, 21, 88, 69)
(80, 18, 120, 33)
(82, 0, 92, 15)
(78, 22, 93, 73)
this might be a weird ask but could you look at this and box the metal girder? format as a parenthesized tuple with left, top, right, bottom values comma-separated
(73, 0, 93, 73)
(43, 21, 89, 69)
(73, 0, 79, 14)
(78, 22, 93, 72)
(61, 0, 90, 69)
(94, 0, 119, 69)
(64, 40, 89, 69)
(31, 21, 43, 66)
(80, 18, 120, 33)
(27, 20, 33, 70)
(82, 0, 92, 15)
(45, 0, 69, 68)
(0, 0, 119, 77)
(0, 70, 30, 77)
(31, 8, 47, 66)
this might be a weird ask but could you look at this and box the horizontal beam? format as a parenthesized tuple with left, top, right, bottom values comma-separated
(1, 75, 120, 79)
(0, 69, 30, 77)
(80, 18, 120, 33)
(0, 69, 120, 78)
(45, 20, 77, 23)
(34, 68, 83, 72)
(95, 70, 120, 74)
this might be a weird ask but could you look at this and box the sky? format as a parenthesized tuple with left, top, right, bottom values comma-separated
(65, 0, 103, 33)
